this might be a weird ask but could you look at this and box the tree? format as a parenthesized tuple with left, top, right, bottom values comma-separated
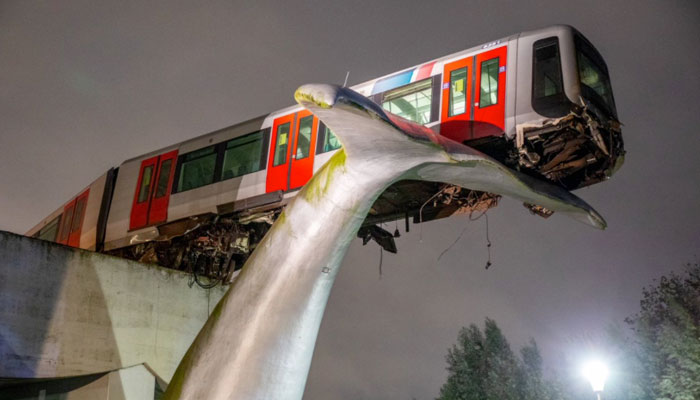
(437, 318, 560, 400)
(623, 262, 700, 400)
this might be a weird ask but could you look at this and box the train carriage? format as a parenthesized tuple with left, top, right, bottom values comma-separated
(27, 25, 624, 281)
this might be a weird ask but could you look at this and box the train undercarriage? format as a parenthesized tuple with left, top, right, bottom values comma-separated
(107, 106, 624, 286)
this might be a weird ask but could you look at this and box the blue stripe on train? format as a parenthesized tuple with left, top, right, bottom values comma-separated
(370, 69, 414, 95)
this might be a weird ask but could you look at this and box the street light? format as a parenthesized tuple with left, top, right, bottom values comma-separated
(582, 360, 609, 400)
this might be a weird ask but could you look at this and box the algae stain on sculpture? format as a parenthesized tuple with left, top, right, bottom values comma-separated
(164, 84, 605, 400)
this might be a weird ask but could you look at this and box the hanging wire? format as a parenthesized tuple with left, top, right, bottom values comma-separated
(418, 186, 448, 242)
(484, 213, 492, 269)
(378, 247, 383, 279)
(437, 220, 470, 262)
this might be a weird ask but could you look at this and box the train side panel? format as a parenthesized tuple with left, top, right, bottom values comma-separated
(103, 116, 273, 252)
(26, 172, 109, 251)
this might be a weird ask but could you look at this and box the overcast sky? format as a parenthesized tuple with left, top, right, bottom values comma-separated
(1, 1, 699, 399)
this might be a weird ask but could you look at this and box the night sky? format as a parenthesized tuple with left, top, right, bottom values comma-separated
(1, 1, 699, 399)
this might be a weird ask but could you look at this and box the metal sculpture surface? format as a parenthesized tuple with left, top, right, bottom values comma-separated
(163, 85, 605, 399)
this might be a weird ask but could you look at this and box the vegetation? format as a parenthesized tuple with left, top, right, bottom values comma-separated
(437, 262, 700, 400)
(437, 318, 562, 400)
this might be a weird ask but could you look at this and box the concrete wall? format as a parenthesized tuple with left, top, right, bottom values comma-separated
(0, 364, 161, 400)
(0, 231, 227, 382)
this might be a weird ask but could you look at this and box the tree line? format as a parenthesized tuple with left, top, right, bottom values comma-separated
(437, 262, 700, 400)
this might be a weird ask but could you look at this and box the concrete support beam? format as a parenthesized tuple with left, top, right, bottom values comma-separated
(0, 231, 226, 382)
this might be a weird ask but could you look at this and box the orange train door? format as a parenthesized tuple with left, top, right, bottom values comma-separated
(56, 188, 90, 247)
(289, 110, 318, 190)
(129, 149, 178, 231)
(441, 57, 474, 142)
(473, 46, 507, 138)
(266, 114, 295, 193)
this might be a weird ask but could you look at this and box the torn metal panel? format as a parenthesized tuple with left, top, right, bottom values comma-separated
(515, 105, 624, 190)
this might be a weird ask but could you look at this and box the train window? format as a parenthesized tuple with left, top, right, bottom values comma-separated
(295, 116, 313, 160)
(449, 67, 468, 116)
(154, 159, 172, 198)
(58, 205, 74, 243)
(71, 197, 87, 233)
(177, 146, 217, 192)
(222, 130, 265, 180)
(479, 58, 499, 107)
(533, 39, 563, 99)
(137, 165, 154, 203)
(317, 123, 341, 154)
(381, 78, 433, 124)
(273, 122, 290, 166)
(532, 37, 571, 118)
(38, 215, 61, 241)
(575, 34, 615, 117)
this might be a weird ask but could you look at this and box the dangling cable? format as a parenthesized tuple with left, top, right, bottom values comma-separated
(437, 218, 470, 262)
(378, 247, 383, 279)
(418, 186, 448, 242)
(484, 213, 492, 269)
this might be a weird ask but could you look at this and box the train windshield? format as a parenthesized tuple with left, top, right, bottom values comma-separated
(575, 34, 616, 118)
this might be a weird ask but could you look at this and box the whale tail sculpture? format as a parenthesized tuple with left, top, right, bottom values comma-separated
(163, 85, 605, 400)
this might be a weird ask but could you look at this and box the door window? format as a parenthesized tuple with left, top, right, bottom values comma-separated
(137, 165, 154, 203)
(154, 159, 172, 198)
(449, 67, 468, 116)
(479, 58, 499, 107)
(273, 123, 290, 166)
(71, 196, 87, 234)
(295, 116, 313, 160)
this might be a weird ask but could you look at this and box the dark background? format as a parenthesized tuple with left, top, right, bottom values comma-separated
(1, 1, 699, 398)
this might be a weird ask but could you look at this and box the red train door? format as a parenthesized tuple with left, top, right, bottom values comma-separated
(148, 150, 178, 225)
(67, 189, 89, 247)
(441, 57, 473, 142)
(289, 110, 318, 190)
(266, 114, 295, 193)
(56, 188, 89, 247)
(473, 46, 507, 138)
(129, 150, 178, 231)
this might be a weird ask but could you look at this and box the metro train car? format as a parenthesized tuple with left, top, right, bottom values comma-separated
(27, 25, 624, 283)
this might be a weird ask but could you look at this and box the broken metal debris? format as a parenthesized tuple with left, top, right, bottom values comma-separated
(524, 203, 555, 219)
(358, 225, 398, 254)
(515, 105, 624, 190)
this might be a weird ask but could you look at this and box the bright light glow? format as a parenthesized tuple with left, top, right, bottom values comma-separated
(582, 360, 609, 392)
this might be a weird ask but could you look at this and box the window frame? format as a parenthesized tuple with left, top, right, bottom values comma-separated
(137, 165, 154, 203)
(479, 57, 500, 108)
(154, 159, 173, 199)
(220, 129, 268, 181)
(574, 33, 617, 119)
(316, 122, 342, 154)
(449, 67, 469, 117)
(174, 145, 218, 193)
(37, 215, 61, 242)
(373, 75, 441, 124)
(171, 128, 270, 194)
(272, 122, 291, 167)
(531, 36, 571, 118)
(294, 115, 314, 160)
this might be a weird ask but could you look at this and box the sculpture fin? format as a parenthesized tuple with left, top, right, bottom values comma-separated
(295, 84, 606, 229)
